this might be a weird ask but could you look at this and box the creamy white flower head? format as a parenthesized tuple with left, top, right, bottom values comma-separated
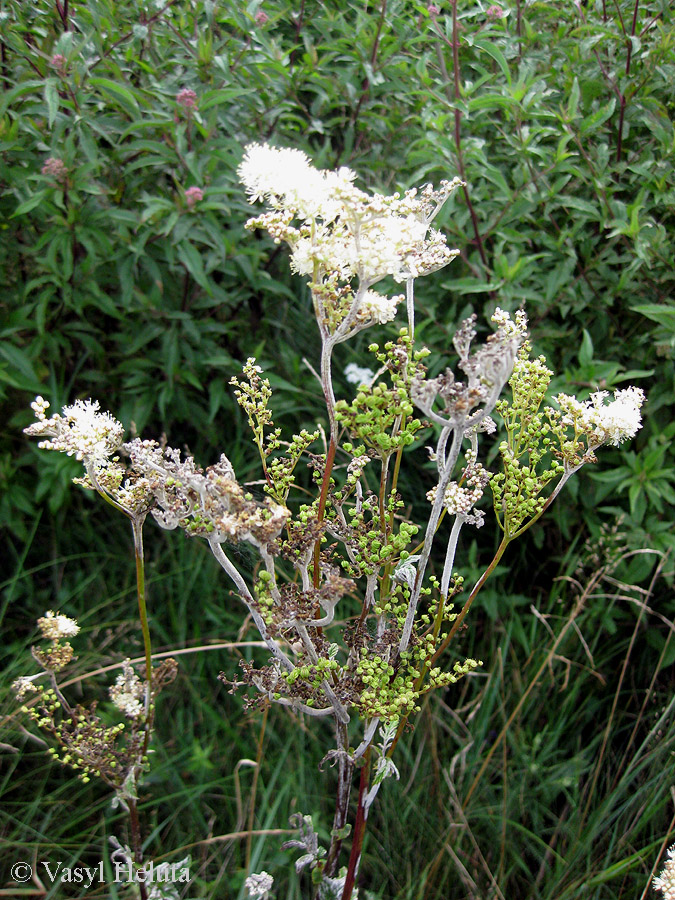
(37, 610, 80, 641)
(345, 362, 375, 386)
(356, 290, 403, 325)
(240, 142, 463, 298)
(12, 675, 40, 700)
(25, 396, 124, 465)
(653, 843, 675, 899)
(427, 454, 489, 516)
(244, 871, 274, 898)
(110, 659, 145, 719)
(491, 307, 528, 339)
(238, 143, 356, 220)
(557, 386, 645, 447)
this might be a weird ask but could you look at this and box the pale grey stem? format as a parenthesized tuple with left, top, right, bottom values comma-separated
(298, 555, 312, 593)
(398, 426, 464, 654)
(353, 718, 380, 760)
(440, 514, 465, 598)
(436, 423, 455, 476)
(406, 276, 415, 335)
(274, 697, 335, 717)
(333, 281, 370, 344)
(295, 624, 350, 724)
(364, 573, 378, 611)
(325, 719, 353, 877)
(207, 539, 293, 672)
(320, 335, 339, 443)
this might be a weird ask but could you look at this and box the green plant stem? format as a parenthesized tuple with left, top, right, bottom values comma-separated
(131, 518, 152, 688)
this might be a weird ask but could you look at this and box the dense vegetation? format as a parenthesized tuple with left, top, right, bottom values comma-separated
(1, 1, 674, 897)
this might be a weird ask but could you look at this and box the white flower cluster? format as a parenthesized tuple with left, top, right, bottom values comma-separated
(238, 142, 462, 288)
(556, 386, 645, 448)
(24, 396, 124, 466)
(344, 362, 375, 386)
(653, 844, 675, 899)
(37, 610, 80, 641)
(491, 306, 528, 336)
(355, 290, 404, 325)
(109, 659, 145, 719)
(244, 871, 274, 899)
(12, 675, 40, 700)
(427, 454, 489, 519)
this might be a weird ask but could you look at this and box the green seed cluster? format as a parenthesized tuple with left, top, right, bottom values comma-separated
(281, 657, 341, 691)
(23, 686, 133, 786)
(491, 345, 567, 538)
(310, 273, 358, 334)
(335, 332, 429, 459)
(255, 570, 276, 625)
(340, 501, 418, 579)
(356, 650, 421, 721)
(265, 428, 320, 504)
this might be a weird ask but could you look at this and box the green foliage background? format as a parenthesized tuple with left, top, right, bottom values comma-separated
(1, 0, 674, 897)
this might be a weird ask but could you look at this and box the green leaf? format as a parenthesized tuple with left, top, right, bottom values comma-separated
(568, 77, 580, 119)
(88, 77, 142, 117)
(579, 98, 616, 136)
(470, 37, 511, 87)
(578, 330, 594, 366)
(176, 241, 212, 294)
(44, 79, 60, 128)
(12, 191, 50, 217)
(631, 304, 675, 332)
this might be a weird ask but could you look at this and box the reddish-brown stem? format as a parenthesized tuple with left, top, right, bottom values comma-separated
(340, 755, 371, 900)
(128, 800, 148, 900)
(615, 0, 640, 163)
(349, 0, 387, 131)
(435, 2, 492, 280)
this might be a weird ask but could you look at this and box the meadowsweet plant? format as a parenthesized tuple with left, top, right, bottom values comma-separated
(19, 146, 645, 898)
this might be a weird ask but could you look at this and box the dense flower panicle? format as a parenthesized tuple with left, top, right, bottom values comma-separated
(41, 157, 68, 183)
(37, 610, 80, 641)
(12, 676, 40, 700)
(344, 362, 375, 386)
(654, 844, 675, 898)
(185, 185, 203, 208)
(238, 142, 463, 296)
(427, 453, 489, 519)
(556, 386, 645, 447)
(109, 660, 145, 719)
(25, 396, 124, 466)
(356, 291, 404, 325)
(244, 872, 274, 899)
(176, 88, 198, 109)
(124, 440, 290, 546)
